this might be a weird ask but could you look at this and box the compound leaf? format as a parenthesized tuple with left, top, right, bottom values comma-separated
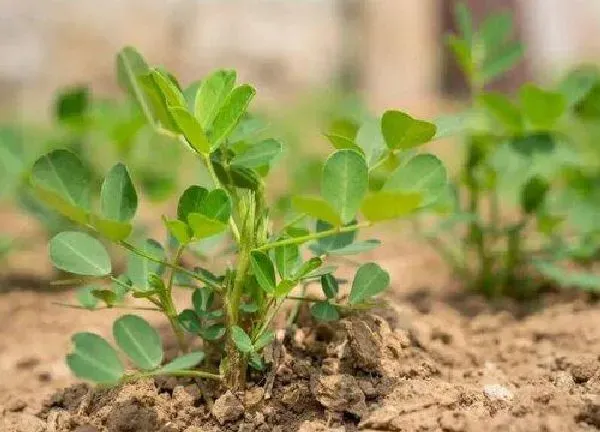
(311, 301, 339, 322)
(188, 213, 228, 239)
(177, 186, 208, 222)
(169, 107, 210, 154)
(195, 69, 237, 130)
(210, 84, 256, 149)
(231, 138, 282, 170)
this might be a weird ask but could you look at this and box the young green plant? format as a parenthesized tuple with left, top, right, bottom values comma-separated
(32, 47, 448, 391)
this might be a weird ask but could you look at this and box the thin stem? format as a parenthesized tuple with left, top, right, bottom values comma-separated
(162, 245, 188, 353)
(286, 295, 371, 311)
(125, 369, 222, 382)
(119, 241, 221, 292)
(255, 221, 372, 252)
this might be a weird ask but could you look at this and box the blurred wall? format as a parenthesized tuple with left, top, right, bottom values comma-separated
(1, 0, 600, 119)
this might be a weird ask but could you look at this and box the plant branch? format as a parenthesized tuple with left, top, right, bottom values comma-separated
(119, 241, 221, 291)
(53, 302, 162, 312)
(124, 369, 222, 382)
(255, 221, 372, 252)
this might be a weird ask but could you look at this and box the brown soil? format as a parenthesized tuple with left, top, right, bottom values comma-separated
(1, 218, 599, 431)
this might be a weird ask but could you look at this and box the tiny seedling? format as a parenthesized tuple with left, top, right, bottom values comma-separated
(31, 47, 447, 390)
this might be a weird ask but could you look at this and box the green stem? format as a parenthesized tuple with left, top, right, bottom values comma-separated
(255, 221, 372, 252)
(162, 245, 188, 353)
(119, 241, 221, 292)
(125, 369, 222, 382)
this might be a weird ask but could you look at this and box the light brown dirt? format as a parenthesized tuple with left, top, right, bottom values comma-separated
(1, 214, 599, 431)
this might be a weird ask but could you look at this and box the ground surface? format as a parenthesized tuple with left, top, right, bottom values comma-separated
(1, 210, 599, 431)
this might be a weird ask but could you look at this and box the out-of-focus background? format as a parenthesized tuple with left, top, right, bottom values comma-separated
(2, 0, 600, 119)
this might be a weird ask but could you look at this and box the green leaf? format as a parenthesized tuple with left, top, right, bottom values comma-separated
(482, 42, 524, 83)
(327, 239, 381, 256)
(274, 279, 297, 298)
(274, 240, 300, 280)
(447, 36, 473, 78)
(164, 219, 191, 245)
(381, 111, 436, 150)
(322, 149, 368, 224)
(311, 301, 339, 322)
(192, 288, 214, 314)
(200, 324, 226, 341)
(126, 239, 166, 291)
(250, 250, 276, 294)
(230, 139, 282, 169)
(481, 12, 513, 47)
(291, 195, 342, 226)
(116, 47, 155, 125)
(324, 118, 361, 150)
(559, 66, 600, 108)
(137, 73, 178, 131)
(50, 232, 111, 276)
(349, 262, 390, 305)
(293, 257, 323, 280)
(178, 310, 202, 333)
(199, 189, 231, 223)
(320, 274, 338, 299)
(479, 92, 523, 131)
(177, 186, 208, 222)
(31, 150, 90, 221)
(240, 302, 258, 313)
(169, 107, 211, 154)
(254, 330, 274, 351)
(509, 133, 555, 156)
(150, 68, 186, 108)
(304, 265, 338, 280)
(520, 176, 549, 214)
(231, 326, 253, 353)
(188, 213, 228, 239)
(361, 191, 422, 222)
(158, 351, 205, 373)
(55, 86, 89, 125)
(113, 314, 163, 370)
(209, 84, 256, 149)
(520, 84, 566, 130)
(311, 220, 356, 254)
(66, 333, 124, 384)
(77, 285, 100, 310)
(195, 69, 237, 130)
(533, 260, 600, 292)
(91, 289, 118, 307)
(383, 154, 447, 207)
(100, 163, 138, 222)
(89, 215, 133, 242)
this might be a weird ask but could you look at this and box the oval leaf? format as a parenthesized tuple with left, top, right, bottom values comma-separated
(158, 351, 205, 373)
(321, 149, 368, 224)
(327, 239, 381, 256)
(101, 163, 138, 222)
(178, 186, 208, 222)
(113, 314, 163, 370)
(169, 107, 211, 154)
(383, 154, 447, 207)
(50, 232, 111, 276)
(195, 69, 237, 130)
(210, 84, 256, 149)
(320, 274, 339, 299)
(274, 240, 300, 280)
(188, 213, 228, 239)
(116, 47, 154, 125)
(250, 250, 276, 294)
(231, 138, 282, 170)
(126, 239, 166, 291)
(291, 195, 342, 226)
(311, 301, 340, 322)
(231, 326, 253, 353)
(66, 332, 124, 384)
(199, 189, 231, 223)
(349, 263, 390, 305)
(361, 191, 422, 222)
(381, 111, 436, 150)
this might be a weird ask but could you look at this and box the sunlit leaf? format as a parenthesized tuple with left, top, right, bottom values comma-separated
(209, 84, 256, 149)
(361, 191, 422, 222)
(195, 69, 237, 130)
(250, 251, 276, 294)
(230, 139, 282, 170)
(100, 163, 138, 222)
(291, 195, 342, 226)
(188, 213, 228, 239)
(520, 84, 566, 130)
(311, 301, 339, 322)
(158, 351, 205, 373)
(169, 107, 211, 154)
(381, 110, 436, 150)
(231, 326, 253, 353)
(322, 149, 368, 224)
(177, 185, 208, 222)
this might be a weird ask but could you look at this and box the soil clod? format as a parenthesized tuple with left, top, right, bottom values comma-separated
(211, 391, 244, 425)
